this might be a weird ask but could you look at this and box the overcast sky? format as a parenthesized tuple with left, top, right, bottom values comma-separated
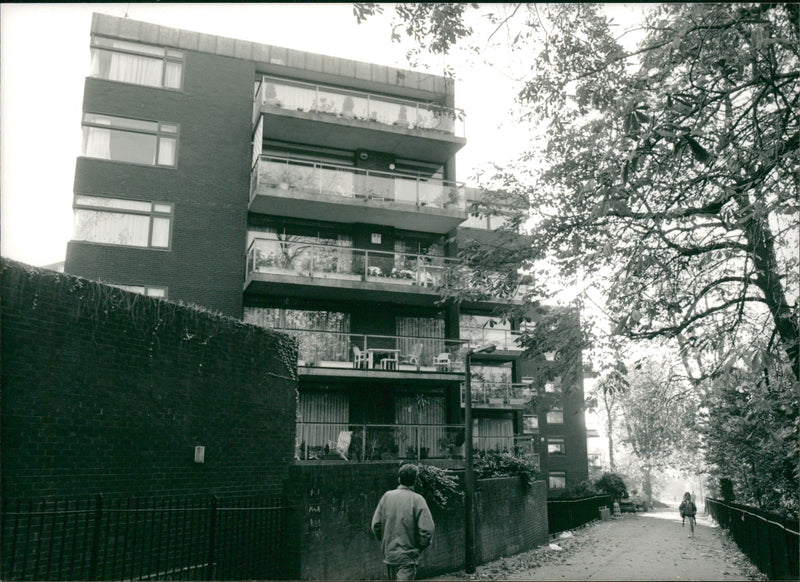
(0, 3, 648, 267)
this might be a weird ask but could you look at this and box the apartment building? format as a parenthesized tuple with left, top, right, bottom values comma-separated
(64, 13, 588, 490)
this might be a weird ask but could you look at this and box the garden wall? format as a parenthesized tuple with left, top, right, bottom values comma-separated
(285, 463, 548, 580)
(1, 259, 298, 500)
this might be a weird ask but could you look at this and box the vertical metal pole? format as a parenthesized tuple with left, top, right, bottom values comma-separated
(464, 351, 476, 574)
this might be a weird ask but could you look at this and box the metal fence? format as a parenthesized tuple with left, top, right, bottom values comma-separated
(1, 493, 292, 581)
(547, 494, 612, 535)
(706, 498, 799, 581)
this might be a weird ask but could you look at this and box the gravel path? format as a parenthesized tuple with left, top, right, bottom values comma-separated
(430, 505, 766, 581)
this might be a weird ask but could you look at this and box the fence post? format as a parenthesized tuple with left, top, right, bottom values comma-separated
(89, 493, 103, 581)
(207, 496, 217, 581)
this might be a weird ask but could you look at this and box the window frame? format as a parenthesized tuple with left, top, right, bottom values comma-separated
(72, 194, 174, 250)
(547, 437, 566, 455)
(90, 36, 184, 90)
(549, 471, 567, 490)
(546, 408, 564, 424)
(81, 112, 179, 168)
(109, 283, 169, 298)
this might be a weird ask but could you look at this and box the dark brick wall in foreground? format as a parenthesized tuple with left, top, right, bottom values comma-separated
(285, 463, 548, 580)
(1, 259, 297, 501)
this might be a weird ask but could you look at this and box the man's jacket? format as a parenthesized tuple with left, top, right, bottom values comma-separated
(371, 485, 435, 565)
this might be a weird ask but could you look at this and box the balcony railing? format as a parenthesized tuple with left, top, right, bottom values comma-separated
(461, 382, 537, 407)
(247, 237, 459, 289)
(250, 155, 466, 211)
(296, 422, 540, 465)
(267, 328, 467, 371)
(460, 326, 526, 351)
(255, 76, 465, 138)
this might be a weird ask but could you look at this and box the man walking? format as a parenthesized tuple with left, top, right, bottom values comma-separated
(371, 464, 435, 581)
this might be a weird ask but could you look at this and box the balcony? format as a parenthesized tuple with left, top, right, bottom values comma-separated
(296, 422, 540, 466)
(267, 328, 467, 376)
(245, 237, 460, 305)
(460, 326, 526, 353)
(249, 155, 467, 233)
(461, 381, 536, 409)
(253, 76, 466, 164)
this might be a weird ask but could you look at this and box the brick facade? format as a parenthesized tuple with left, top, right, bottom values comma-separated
(285, 463, 548, 580)
(1, 259, 297, 500)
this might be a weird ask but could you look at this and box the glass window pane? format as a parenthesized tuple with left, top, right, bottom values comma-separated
(109, 130, 157, 165)
(76, 195, 152, 212)
(73, 209, 150, 246)
(164, 62, 182, 88)
(159, 123, 179, 134)
(108, 52, 163, 87)
(158, 137, 176, 166)
(146, 287, 167, 297)
(150, 217, 171, 247)
(153, 203, 172, 214)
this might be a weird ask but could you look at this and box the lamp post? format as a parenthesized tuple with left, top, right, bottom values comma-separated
(464, 343, 496, 574)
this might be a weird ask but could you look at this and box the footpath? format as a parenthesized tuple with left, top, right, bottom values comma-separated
(431, 505, 766, 581)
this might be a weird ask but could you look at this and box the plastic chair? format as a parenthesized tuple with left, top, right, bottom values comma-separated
(433, 352, 451, 371)
(399, 343, 423, 369)
(327, 430, 352, 460)
(353, 346, 369, 369)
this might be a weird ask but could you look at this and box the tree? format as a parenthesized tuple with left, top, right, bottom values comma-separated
(699, 357, 798, 516)
(586, 358, 628, 471)
(356, 3, 800, 381)
(619, 357, 696, 509)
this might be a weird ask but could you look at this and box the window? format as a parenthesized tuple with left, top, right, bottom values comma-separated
(73, 195, 173, 249)
(523, 415, 539, 433)
(547, 408, 564, 424)
(82, 113, 178, 167)
(110, 284, 168, 298)
(90, 37, 183, 89)
(549, 472, 567, 489)
(547, 438, 566, 455)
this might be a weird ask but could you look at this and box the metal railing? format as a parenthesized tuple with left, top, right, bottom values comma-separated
(296, 422, 540, 464)
(1, 494, 291, 581)
(263, 328, 467, 371)
(246, 237, 459, 289)
(461, 382, 536, 407)
(254, 76, 465, 138)
(459, 326, 525, 351)
(547, 494, 613, 535)
(250, 155, 466, 210)
(706, 498, 799, 580)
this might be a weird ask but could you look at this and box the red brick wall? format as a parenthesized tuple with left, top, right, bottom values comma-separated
(1, 260, 297, 500)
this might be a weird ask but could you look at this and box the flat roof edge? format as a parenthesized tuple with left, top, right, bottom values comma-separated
(90, 12, 454, 99)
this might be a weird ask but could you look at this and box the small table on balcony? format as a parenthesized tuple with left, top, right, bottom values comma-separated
(367, 348, 400, 370)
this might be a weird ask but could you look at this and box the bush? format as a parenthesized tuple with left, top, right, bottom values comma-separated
(416, 464, 463, 511)
(473, 451, 540, 488)
(561, 479, 598, 499)
(595, 472, 627, 501)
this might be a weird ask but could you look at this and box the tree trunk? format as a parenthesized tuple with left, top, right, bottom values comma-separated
(606, 407, 615, 471)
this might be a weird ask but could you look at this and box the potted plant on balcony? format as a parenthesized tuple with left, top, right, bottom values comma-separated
(342, 96, 356, 119)
(394, 105, 410, 128)
(263, 83, 282, 108)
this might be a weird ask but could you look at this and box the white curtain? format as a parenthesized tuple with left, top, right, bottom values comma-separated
(157, 137, 176, 166)
(83, 127, 111, 159)
(163, 61, 182, 89)
(109, 52, 163, 86)
(73, 210, 150, 247)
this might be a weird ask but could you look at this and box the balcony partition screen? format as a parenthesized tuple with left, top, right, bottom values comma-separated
(395, 395, 446, 458)
(297, 393, 349, 457)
